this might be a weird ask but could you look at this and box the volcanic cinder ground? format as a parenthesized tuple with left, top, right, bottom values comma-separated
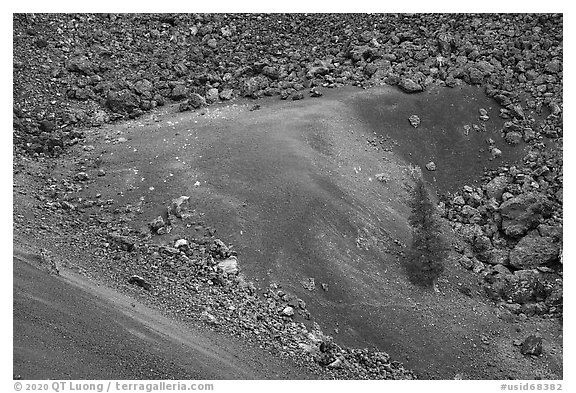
(13, 85, 562, 379)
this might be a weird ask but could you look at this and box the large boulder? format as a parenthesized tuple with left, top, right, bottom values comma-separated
(398, 78, 423, 93)
(349, 45, 375, 62)
(217, 256, 239, 275)
(219, 89, 234, 100)
(134, 79, 154, 96)
(67, 55, 95, 75)
(307, 60, 332, 78)
(169, 196, 190, 218)
(487, 249, 510, 266)
(105, 89, 140, 114)
(499, 192, 553, 237)
(239, 76, 269, 98)
(490, 269, 549, 304)
(485, 175, 509, 201)
(366, 59, 392, 80)
(171, 84, 188, 100)
(520, 335, 543, 356)
(205, 88, 219, 104)
(509, 234, 560, 269)
(188, 93, 206, 109)
(262, 65, 280, 80)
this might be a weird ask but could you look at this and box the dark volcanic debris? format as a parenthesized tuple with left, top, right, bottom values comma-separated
(14, 14, 562, 156)
(13, 13, 563, 379)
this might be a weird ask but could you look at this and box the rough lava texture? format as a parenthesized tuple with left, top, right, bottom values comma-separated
(14, 14, 562, 155)
(13, 13, 563, 378)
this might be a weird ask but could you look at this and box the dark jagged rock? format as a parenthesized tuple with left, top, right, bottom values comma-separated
(509, 234, 560, 269)
(499, 193, 553, 237)
(128, 275, 151, 290)
(106, 90, 140, 115)
(520, 335, 543, 356)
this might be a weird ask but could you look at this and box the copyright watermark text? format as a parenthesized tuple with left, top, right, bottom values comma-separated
(13, 381, 214, 392)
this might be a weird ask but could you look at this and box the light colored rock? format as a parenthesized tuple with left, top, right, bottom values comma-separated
(281, 306, 295, 317)
(201, 310, 218, 325)
(458, 255, 474, 270)
(301, 277, 316, 291)
(472, 258, 485, 273)
(174, 239, 189, 249)
(219, 89, 233, 100)
(189, 93, 206, 109)
(217, 256, 239, 275)
(375, 173, 389, 182)
(485, 176, 509, 200)
(398, 78, 423, 93)
(408, 114, 421, 128)
(205, 88, 219, 104)
(149, 216, 165, 232)
(74, 171, 89, 181)
(169, 196, 190, 218)
(453, 195, 465, 205)
(327, 358, 343, 368)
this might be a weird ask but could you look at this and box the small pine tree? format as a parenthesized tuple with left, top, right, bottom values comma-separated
(404, 178, 448, 288)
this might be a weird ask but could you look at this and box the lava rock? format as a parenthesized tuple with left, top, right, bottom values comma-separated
(281, 306, 295, 317)
(148, 216, 165, 233)
(239, 76, 268, 98)
(262, 66, 280, 80)
(174, 238, 189, 249)
(128, 275, 151, 290)
(178, 101, 191, 112)
(509, 234, 560, 269)
(408, 115, 421, 128)
(292, 92, 304, 100)
(485, 176, 509, 201)
(66, 56, 95, 75)
(504, 131, 523, 145)
(188, 93, 206, 109)
(39, 249, 59, 275)
(39, 120, 55, 133)
(211, 239, 231, 259)
(219, 89, 233, 101)
(499, 193, 553, 237)
(310, 87, 323, 97)
(205, 88, 219, 104)
(74, 172, 89, 181)
(520, 335, 543, 356)
(134, 79, 153, 96)
(171, 85, 188, 101)
(106, 90, 140, 114)
(169, 196, 190, 218)
(545, 60, 561, 74)
(398, 78, 423, 93)
(217, 256, 239, 275)
(458, 255, 474, 270)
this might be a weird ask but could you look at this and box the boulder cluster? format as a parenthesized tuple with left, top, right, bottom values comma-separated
(14, 13, 562, 155)
(440, 139, 562, 317)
